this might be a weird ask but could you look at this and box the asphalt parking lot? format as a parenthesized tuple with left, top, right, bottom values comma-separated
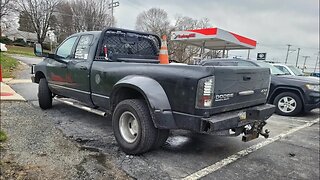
(6, 80, 320, 180)
(2, 57, 319, 179)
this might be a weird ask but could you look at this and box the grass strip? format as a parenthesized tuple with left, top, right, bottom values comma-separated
(0, 52, 19, 78)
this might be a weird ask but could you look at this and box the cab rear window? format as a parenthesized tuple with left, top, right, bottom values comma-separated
(100, 30, 159, 60)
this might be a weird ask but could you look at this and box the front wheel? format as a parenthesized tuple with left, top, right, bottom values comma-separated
(38, 78, 52, 109)
(112, 99, 157, 155)
(273, 92, 302, 116)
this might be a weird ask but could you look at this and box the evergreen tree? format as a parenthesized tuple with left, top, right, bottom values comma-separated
(18, 11, 35, 32)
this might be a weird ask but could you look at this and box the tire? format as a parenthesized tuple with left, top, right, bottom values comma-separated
(152, 129, 169, 150)
(273, 92, 302, 116)
(112, 99, 157, 155)
(38, 78, 52, 109)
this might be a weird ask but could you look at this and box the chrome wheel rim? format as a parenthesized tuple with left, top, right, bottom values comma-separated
(119, 111, 139, 143)
(278, 96, 297, 113)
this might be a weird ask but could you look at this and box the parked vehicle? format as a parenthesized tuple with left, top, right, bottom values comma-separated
(201, 58, 320, 116)
(271, 63, 304, 76)
(31, 28, 274, 154)
(310, 72, 320, 78)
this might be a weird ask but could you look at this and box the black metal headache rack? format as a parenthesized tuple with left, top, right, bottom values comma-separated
(96, 28, 160, 62)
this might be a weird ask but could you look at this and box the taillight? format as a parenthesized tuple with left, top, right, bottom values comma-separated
(196, 76, 215, 108)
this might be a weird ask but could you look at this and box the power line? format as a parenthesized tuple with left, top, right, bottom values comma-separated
(124, 0, 144, 9)
(257, 43, 318, 51)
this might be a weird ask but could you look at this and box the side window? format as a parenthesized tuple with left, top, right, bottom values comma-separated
(56, 36, 78, 58)
(276, 66, 290, 74)
(74, 35, 94, 60)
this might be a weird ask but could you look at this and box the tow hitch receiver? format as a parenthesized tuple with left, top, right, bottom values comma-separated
(242, 121, 269, 142)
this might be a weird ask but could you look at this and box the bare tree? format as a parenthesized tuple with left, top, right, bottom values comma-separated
(0, 0, 16, 19)
(135, 8, 171, 38)
(54, 1, 75, 43)
(135, 8, 214, 63)
(0, 0, 17, 35)
(49, 0, 112, 43)
(170, 16, 212, 63)
(16, 0, 60, 44)
(70, 0, 113, 32)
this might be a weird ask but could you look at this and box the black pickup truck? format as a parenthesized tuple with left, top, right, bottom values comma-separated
(32, 28, 275, 154)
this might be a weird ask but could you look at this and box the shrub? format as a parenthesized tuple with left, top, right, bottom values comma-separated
(0, 36, 13, 45)
(13, 38, 28, 47)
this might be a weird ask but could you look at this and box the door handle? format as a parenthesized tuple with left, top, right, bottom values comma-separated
(79, 66, 88, 70)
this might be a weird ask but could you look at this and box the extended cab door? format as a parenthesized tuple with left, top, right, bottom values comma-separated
(65, 34, 94, 104)
(47, 36, 78, 96)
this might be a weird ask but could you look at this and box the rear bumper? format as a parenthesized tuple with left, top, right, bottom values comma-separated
(172, 104, 275, 134)
(200, 104, 275, 133)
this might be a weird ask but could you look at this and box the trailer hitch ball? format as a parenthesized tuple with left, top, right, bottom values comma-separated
(259, 129, 270, 139)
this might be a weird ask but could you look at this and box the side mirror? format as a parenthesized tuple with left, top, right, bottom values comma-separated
(34, 43, 43, 57)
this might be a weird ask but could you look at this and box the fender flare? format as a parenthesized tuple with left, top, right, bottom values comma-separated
(34, 71, 47, 83)
(111, 75, 176, 129)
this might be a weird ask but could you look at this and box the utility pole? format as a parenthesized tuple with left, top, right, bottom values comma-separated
(302, 56, 310, 73)
(285, 44, 292, 64)
(295, 48, 300, 67)
(108, 0, 120, 27)
(315, 51, 320, 72)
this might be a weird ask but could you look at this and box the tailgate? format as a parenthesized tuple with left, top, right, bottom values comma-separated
(210, 66, 270, 114)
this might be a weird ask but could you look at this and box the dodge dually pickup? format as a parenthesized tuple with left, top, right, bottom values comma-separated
(32, 28, 275, 154)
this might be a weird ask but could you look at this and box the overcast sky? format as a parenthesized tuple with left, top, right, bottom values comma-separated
(114, 0, 319, 72)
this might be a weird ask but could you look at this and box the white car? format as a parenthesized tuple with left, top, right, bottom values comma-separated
(271, 63, 304, 76)
(0, 43, 7, 52)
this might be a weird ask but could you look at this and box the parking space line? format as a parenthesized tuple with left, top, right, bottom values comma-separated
(294, 119, 314, 123)
(182, 118, 319, 180)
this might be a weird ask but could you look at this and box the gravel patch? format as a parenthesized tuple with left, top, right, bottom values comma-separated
(0, 101, 130, 180)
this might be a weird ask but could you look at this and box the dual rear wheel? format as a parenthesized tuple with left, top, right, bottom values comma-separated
(112, 99, 169, 155)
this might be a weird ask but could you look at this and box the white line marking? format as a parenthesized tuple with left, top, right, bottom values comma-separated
(182, 118, 319, 180)
(294, 119, 313, 123)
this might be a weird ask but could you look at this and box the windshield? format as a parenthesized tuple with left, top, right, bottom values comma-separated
(287, 65, 304, 76)
(254, 61, 286, 75)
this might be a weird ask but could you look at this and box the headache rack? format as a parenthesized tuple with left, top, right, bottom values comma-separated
(95, 28, 161, 62)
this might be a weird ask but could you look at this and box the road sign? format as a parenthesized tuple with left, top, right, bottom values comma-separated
(257, 53, 267, 60)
